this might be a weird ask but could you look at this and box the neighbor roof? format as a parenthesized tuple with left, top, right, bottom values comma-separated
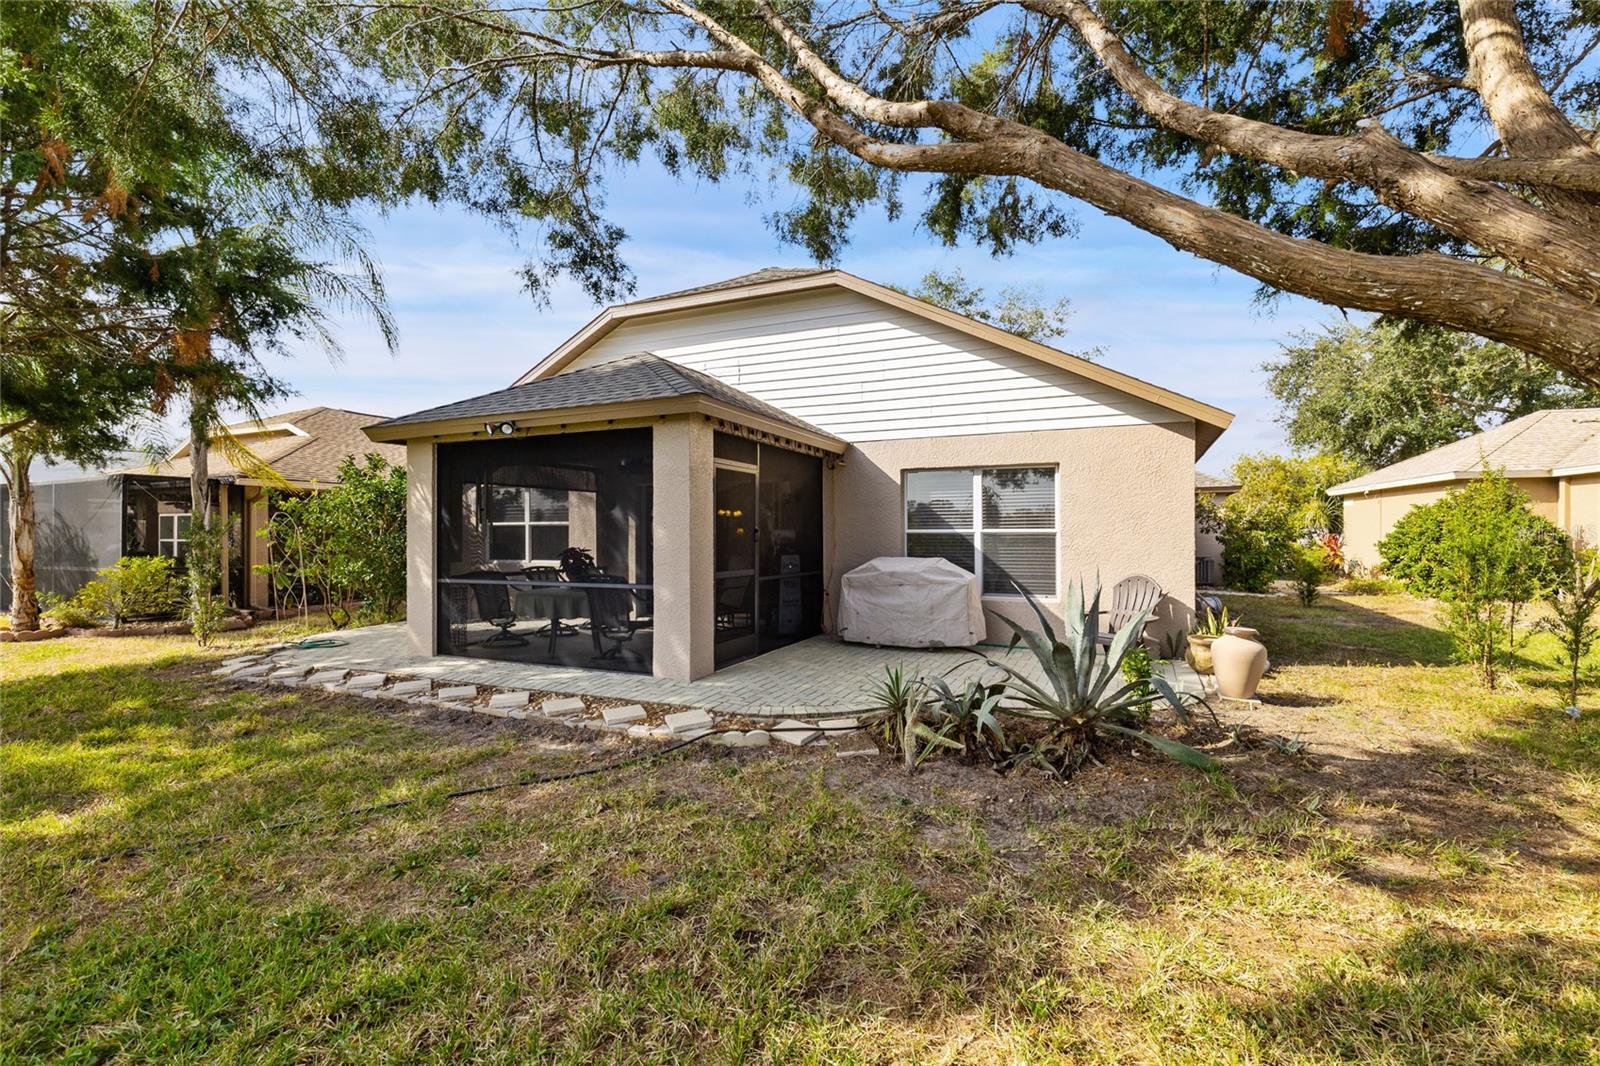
(1327, 408, 1600, 496)
(509, 267, 1233, 457)
(119, 407, 405, 487)
(365, 352, 844, 451)
(1195, 471, 1240, 492)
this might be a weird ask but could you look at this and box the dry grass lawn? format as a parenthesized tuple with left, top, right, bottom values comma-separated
(2, 596, 1597, 1063)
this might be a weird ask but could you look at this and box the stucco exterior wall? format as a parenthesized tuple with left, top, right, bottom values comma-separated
(1342, 476, 1562, 569)
(830, 421, 1197, 647)
(405, 440, 436, 656)
(1560, 474, 1600, 544)
(652, 417, 715, 680)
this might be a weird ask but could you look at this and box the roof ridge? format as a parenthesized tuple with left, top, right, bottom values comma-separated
(1479, 408, 1554, 464)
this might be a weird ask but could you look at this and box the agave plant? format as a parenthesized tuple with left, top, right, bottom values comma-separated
(916, 675, 1009, 765)
(985, 580, 1220, 772)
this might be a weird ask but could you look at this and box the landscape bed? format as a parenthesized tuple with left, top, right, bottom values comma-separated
(2, 595, 1597, 1063)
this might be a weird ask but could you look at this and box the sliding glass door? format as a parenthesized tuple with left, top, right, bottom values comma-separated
(713, 433, 823, 669)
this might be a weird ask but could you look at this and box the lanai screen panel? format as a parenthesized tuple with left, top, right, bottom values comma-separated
(435, 429, 653, 674)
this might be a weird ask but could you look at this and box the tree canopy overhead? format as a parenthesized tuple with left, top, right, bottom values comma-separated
(1267, 321, 1600, 468)
(214, 0, 1600, 380)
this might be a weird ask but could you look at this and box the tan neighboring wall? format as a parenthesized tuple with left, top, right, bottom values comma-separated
(831, 421, 1197, 647)
(1341, 477, 1561, 569)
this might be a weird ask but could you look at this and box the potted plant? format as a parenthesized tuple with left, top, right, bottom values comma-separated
(1185, 605, 1235, 675)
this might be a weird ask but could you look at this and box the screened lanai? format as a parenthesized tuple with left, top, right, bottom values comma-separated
(436, 429, 656, 673)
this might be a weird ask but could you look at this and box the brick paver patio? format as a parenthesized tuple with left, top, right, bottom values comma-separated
(273, 624, 1210, 717)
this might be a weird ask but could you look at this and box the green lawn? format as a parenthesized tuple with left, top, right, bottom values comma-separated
(3, 599, 1598, 1063)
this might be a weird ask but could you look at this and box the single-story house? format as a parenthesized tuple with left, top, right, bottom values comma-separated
(1194, 471, 1239, 587)
(1330, 407, 1600, 568)
(1, 407, 402, 611)
(363, 267, 1233, 682)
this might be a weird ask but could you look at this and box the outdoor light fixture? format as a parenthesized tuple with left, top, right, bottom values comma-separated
(484, 421, 516, 436)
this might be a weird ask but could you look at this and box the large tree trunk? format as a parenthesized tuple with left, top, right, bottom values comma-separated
(2, 446, 40, 631)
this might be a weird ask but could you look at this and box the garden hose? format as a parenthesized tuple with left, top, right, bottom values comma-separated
(277, 637, 348, 650)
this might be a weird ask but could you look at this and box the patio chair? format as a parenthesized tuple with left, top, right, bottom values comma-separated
(715, 575, 753, 632)
(585, 574, 641, 660)
(518, 565, 582, 648)
(1096, 573, 1163, 649)
(468, 573, 527, 648)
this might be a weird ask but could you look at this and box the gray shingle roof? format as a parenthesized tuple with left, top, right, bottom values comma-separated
(1328, 408, 1600, 495)
(639, 267, 828, 303)
(370, 352, 837, 441)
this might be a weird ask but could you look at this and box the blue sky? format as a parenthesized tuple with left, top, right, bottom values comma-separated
(252, 166, 1343, 474)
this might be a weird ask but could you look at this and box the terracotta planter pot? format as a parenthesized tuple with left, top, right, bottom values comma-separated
(1185, 634, 1217, 675)
(1212, 626, 1268, 700)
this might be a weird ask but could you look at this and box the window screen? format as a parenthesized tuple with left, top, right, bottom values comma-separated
(905, 467, 1056, 596)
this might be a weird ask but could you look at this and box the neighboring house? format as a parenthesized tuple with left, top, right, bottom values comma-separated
(365, 267, 1233, 682)
(1194, 471, 1239, 587)
(1329, 407, 1600, 569)
(1, 407, 402, 612)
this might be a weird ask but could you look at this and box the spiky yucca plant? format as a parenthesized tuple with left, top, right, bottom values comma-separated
(985, 580, 1219, 772)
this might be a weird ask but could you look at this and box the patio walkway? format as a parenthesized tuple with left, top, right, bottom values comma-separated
(272, 624, 1210, 717)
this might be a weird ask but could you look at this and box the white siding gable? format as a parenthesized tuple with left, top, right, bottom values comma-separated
(561, 288, 1187, 443)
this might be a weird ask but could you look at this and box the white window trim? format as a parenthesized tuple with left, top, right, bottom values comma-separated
(903, 466, 1058, 599)
(158, 512, 190, 559)
(488, 486, 569, 565)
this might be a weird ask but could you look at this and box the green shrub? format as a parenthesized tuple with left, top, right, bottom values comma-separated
(1540, 541, 1600, 711)
(1291, 546, 1327, 606)
(41, 591, 99, 628)
(71, 555, 185, 625)
(1217, 511, 1294, 592)
(260, 454, 406, 627)
(1337, 575, 1405, 595)
(1380, 470, 1570, 687)
(1379, 474, 1567, 602)
(185, 519, 230, 646)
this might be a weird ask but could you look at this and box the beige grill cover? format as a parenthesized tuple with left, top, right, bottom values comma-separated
(837, 556, 984, 648)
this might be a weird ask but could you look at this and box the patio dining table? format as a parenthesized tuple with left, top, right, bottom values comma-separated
(511, 584, 591, 655)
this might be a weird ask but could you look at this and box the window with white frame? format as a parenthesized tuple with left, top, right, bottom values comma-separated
(488, 486, 569, 564)
(158, 513, 191, 560)
(904, 467, 1057, 596)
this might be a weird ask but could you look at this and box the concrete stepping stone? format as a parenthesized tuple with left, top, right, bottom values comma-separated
(817, 716, 861, 734)
(648, 726, 674, 739)
(436, 685, 477, 702)
(342, 673, 387, 691)
(222, 656, 261, 668)
(601, 704, 646, 725)
(736, 730, 772, 748)
(231, 665, 274, 680)
(212, 664, 247, 677)
(663, 708, 715, 734)
(387, 679, 432, 697)
(488, 691, 530, 711)
(478, 705, 509, 718)
(772, 719, 822, 746)
(306, 669, 347, 685)
(713, 731, 744, 746)
(268, 665, 310, 679)
(540, 696, 585, 717)
(627, 724, 652, 738)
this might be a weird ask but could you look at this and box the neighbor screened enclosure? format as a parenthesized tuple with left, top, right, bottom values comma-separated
(436, 429, 654, 673)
